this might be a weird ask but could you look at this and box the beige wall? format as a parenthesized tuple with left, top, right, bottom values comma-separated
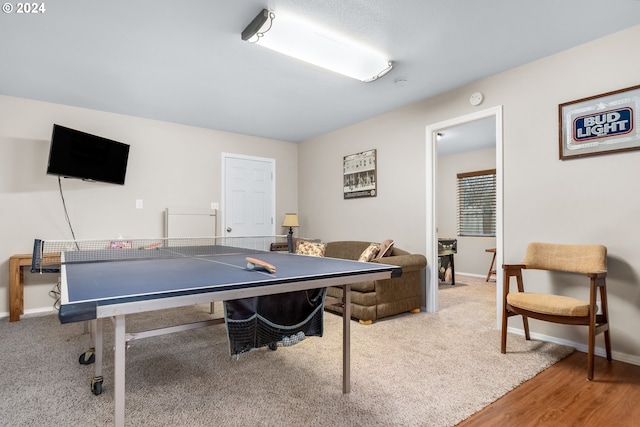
(437, 147, 496, 276)
(0, 95, 298, 314)
(298, 107, 430, 253)
(2, 24, 638, 364)
(299, 25, 640, 363)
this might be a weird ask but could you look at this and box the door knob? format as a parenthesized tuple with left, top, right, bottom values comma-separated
(226, 227, 232, 233)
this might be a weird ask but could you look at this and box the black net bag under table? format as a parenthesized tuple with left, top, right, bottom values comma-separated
(224, 288, 326, 355)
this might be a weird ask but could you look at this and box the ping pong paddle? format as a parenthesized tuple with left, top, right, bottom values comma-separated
(246, 257, 276, 274)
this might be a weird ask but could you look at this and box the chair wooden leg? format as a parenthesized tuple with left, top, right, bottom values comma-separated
(501, 268, 513, 353)
(599, 285, 613, 361)
(513, 273, 531, 341)
(587, 301, 597, 380)
(522, 316, 530, 341)
(501, 272, 509, 354)
(587, 329, 596, 381)
(501, 308, 508, 354)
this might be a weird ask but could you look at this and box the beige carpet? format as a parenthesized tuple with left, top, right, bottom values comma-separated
(0, 276, 573, 426)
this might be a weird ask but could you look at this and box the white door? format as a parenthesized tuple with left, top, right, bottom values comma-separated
(222, 154, 275, 237)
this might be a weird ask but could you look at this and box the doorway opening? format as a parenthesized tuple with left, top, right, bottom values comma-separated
(425, 106, 504, 329)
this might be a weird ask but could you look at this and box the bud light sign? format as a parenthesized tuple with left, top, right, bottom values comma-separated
(573, 108, 633, 142)
(559, 84, 640, 159)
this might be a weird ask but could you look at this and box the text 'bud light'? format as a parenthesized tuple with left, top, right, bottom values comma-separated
(573, 108, 633, 142)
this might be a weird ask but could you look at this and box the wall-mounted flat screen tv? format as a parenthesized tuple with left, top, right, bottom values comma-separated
(46, 124, 130, 185)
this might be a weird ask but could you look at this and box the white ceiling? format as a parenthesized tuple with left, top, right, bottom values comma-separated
(437, 117, 496, 157)
(1, 1, 639, 143)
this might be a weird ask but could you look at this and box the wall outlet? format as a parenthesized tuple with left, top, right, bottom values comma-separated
(211, 202, 219, 211)
(136, 199, 143, 209)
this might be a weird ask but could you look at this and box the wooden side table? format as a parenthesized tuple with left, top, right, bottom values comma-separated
(8, 253, 59, 322)
(9, 254, 33, 322)
(485, 248, 497, 282)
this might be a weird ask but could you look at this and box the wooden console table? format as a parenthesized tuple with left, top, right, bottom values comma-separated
(9, 254, 33, 322)
(8, 253, 59, 322)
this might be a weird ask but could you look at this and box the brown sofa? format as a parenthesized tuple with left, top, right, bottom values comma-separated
(323, 241, 427, 324)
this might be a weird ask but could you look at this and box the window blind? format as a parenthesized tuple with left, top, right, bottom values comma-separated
(456, 169, 496, 237)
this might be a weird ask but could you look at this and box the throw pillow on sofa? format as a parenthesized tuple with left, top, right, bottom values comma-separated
(295, 240, 326, 257)
(376, 239, 394, 258)
(358, 243, 380, 262)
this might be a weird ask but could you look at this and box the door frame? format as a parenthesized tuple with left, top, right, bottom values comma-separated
(424, 105, 503, 328)
(221, 152, 276, 237)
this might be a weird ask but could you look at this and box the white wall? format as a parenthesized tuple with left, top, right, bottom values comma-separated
(298, 108, 429, 254)
(299, 25, 640, 363)
(0, 95, 298, 315)
(438, 147, 496, 276)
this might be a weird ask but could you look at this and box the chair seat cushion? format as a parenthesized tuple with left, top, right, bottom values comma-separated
(507, 292, 589, 317)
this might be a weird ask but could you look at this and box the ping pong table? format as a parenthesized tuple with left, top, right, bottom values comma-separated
(50, 239, 401, 426)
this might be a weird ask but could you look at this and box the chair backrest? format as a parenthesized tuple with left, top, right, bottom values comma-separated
(523, 242, 607, 274)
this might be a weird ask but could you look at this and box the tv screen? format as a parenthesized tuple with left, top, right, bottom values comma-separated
(46, 124, 130, 185)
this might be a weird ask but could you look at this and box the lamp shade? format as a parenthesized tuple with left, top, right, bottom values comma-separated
(282, 213, 299, 227)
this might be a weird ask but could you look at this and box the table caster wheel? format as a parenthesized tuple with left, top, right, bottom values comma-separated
(79, 348, 95, 365)
(91, 376, 103, 395)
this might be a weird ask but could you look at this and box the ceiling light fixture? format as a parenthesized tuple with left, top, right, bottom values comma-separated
(241, 9, 393, 82)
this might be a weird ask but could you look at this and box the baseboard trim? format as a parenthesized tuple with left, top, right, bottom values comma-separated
(0, 307, 58, 320)
(456, 272, 486, 279)
(507, 326, 640, 367)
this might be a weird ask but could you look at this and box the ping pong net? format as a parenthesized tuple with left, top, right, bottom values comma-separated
(33, 236, 288, 272)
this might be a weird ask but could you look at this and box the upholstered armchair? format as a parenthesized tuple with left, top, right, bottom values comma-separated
(501, 242, 611, 380)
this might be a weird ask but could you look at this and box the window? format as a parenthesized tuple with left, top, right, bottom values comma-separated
(457, 169, 496, 237)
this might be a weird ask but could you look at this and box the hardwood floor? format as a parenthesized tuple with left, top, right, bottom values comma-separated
(456, 351, 640, 426)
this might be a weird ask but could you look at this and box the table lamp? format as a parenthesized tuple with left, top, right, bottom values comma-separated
(282, 213, 299, 252)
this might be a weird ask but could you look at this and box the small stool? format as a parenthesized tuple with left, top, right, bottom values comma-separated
(485, 248, 496, 282)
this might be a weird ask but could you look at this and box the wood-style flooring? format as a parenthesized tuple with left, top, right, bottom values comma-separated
(456, 351, 640, 427)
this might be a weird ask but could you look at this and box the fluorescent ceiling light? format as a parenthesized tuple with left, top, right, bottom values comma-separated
(241, 9, 393, 82)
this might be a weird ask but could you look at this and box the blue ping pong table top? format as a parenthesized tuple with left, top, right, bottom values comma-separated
(58, 247, 401, 323)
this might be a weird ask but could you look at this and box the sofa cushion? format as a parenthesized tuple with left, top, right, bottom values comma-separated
(325, 241, 372, 260)
(295, 240, 326, 257)
(507, 292, 589, 317)
(358, 243, 380, 262)
(326, 285, 377, 305)
(376, 239, 394, 258)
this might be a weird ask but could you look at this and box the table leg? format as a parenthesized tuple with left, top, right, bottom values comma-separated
(342, 284, 351, 394)
(450, 254, 455, 286)
(88, 319, 104, 395)
(9, 259, 23, 322)
(114, 315, 126, 427)
(93, 320, 103, 379)
(486, 251, 497, 282)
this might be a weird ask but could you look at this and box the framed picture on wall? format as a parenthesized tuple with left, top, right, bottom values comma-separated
(559, 84, 640, 160)
(343, 149, 376, 199)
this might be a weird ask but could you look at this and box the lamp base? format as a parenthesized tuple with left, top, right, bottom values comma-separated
(287, 228, 294, 253)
